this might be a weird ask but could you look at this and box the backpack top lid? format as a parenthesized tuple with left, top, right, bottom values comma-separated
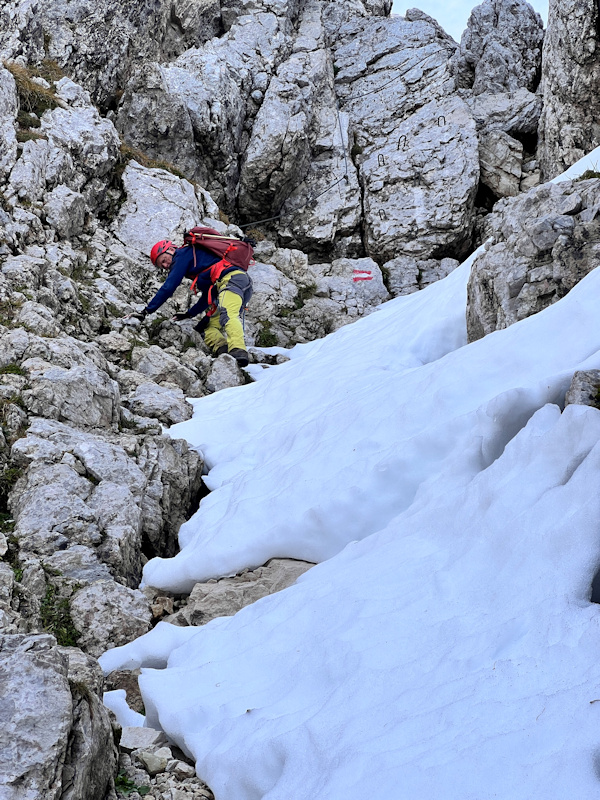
(183, 227, 254, 271)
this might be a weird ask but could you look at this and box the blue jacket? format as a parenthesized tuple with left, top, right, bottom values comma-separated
(145, 246, 235, 317)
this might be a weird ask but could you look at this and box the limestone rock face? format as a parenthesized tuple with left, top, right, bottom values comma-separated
(0, 633, 116, 800)
(466, 179, 600, 341)
(0, 66, 17, 181)
(538, 0, 600, 179)
(0, 0, 222, 109)
(112, 162, 217, 256)
(466, 87, 542, 136)
(453, 0, 544, 94)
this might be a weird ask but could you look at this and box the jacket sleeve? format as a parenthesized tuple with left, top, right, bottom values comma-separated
(145, 251, 188, 314)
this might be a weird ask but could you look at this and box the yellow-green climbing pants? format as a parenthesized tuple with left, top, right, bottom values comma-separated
(203, 270, 253, 354)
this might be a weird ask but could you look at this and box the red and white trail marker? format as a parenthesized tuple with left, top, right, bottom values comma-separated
(353, 269, 373, 283)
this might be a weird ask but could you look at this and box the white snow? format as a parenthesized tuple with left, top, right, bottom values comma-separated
(103, 689, 146, 728)
(101, 158, 600, 797)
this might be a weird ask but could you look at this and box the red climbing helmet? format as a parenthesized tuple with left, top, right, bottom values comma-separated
(150, 240, 174, 265)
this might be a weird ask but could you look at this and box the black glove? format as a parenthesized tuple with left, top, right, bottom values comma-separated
(242, 235, 257, 247)
(172, 312, 191, 321)
(193, 315, 211, 334)
(128, 309, 147, 321)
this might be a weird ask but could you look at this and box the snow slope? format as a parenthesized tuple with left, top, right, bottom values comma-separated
(101, 155, 600, 798)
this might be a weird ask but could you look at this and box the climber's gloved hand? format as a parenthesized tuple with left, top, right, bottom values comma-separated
(242, 235, 257, 247)
(125, 309, 147, 322)
(172, 312, 191, 322)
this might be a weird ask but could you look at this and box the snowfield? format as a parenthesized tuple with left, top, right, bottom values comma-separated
(101, 160, 600, 798)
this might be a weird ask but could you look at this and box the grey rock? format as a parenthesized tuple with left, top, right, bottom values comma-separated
(359, 95, 479, 263)
(0, 66, 17, 180)
(16, 300, 62, 337)
(167, 558, 314, 626)
(0, 633, 72, 800)
(0, 633, 115, 800)
(383, 255, 460, 297)
(137, 749, 170, 776)
(205, 354, 245, 393)
(467, 179, 600, 340)
(565, 370, 600, 409)
(136, 435, 203, 558)
(465, 88, 542, 135)
(453, 0, 544, 94)
(119, 726, 168, 754)
(479, 130, 523, 197)
(59, 647, 119, 800)
(131, 345, 200, 394)
(33, 0, 222, 109)
(22, 361, 120, 429)
(70, 580, 152, 658)
(538, 0, 600, 179)
(44, 185, 87, 239)
(42, 545, 114, 586)
(126, 382, 193, 426)
(8, 138, 51, 203)
(40, 105, 120, 181)
(112, 161, 211, 256)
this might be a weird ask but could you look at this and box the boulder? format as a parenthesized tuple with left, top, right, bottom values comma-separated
(359, 96, 479, 263)
(479, 130, 523, 197)
(58, 647, 119, 800)
(167, 558, 314, 626)
(70, 580, 152, 657)
(22, 361, 120, 429)
(44, 185, 87, 239)
(131, 344, 201, 394)
(383, 255, 460, 297)
(126, 382, 193, 426)
(465, 87, 542, 135)
(40, 105, 120, 181)
(205, 354, 245, 393)
(16, 300, 62, 337)
(112, 161, 212, 255)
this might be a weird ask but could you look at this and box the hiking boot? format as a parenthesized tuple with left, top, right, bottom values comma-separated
(214, 344, 228, 357)
(229, 348, 249, 367)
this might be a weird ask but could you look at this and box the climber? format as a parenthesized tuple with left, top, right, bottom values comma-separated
(131, 234, 253, 367)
